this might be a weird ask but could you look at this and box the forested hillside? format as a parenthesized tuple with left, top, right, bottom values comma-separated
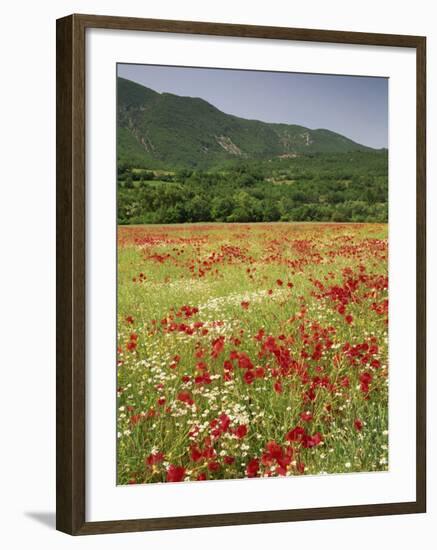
(117, 77, 374, 170)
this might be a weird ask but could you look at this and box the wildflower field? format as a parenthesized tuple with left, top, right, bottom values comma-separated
(117, 222, 388, 484)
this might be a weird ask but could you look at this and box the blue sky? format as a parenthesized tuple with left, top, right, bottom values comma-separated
(118, 64, 388, 149)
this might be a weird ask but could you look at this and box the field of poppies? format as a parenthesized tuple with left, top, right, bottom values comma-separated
(117, 222, 388, 484)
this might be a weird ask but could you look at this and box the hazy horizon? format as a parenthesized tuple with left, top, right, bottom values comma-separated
(118, 64, 388, 149)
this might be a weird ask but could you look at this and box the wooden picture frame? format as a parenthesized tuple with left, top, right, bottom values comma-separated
(56, 13, 426, 535)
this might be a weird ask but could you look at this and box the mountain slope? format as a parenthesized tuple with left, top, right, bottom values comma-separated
(117, 77, 374, 169)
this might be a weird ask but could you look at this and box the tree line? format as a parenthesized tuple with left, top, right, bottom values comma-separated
(117, 151, 388, 224)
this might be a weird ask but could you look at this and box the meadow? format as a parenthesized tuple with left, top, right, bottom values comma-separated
(117, 222, 388, 484)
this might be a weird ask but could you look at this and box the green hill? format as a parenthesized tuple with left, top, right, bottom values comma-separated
(117, 77, 375, 170)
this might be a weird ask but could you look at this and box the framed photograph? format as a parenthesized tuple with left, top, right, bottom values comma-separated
(56, 14, 426, 535)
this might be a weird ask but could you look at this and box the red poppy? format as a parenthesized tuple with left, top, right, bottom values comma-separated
(340, 376, 350, 387)
(146, 451, 164, 466)
(223, 360, 233, 371)
(219, 412, 231, 432)
(300, 411, 313, 422)
(126, 340, 137, 352)
(246, 458, 260, 478)
(177, 391, 194, 406)
(166, 464, 186, 482)
(130, 414, 144, 426)
(202, 445, 216, 460)
(235, 425, 248, 439)
(354, 418, 363, 431)
(359, 371, 373, 393)
(238, 353, 254, 370)
(265, 441, 283, 461)
(190, 445, 202, 462)
(207, 461, 220, 472)
(255, 367, 265, 378)
(285, 426, 305, 442)
(302, 432, 323, 448)
(211, 336, 225, 358)
(195, 372, 212, 385)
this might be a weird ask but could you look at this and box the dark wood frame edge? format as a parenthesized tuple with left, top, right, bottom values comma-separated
(56, 13, 426, 536)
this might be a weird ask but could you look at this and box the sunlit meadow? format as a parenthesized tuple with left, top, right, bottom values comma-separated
(117, 223, 388, 484)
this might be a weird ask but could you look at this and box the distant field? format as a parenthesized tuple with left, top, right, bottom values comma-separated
(117, 222, 388, 484)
